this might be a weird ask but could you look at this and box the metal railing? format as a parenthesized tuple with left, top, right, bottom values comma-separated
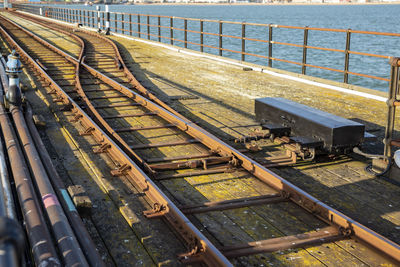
(12, 4, 400, 90)
(384, 57, 400, 158)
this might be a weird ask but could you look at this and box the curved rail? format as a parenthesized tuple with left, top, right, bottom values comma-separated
(1, 13, 400, 265)
(0, 14, 231, 267)
(12, 11, 189, 121)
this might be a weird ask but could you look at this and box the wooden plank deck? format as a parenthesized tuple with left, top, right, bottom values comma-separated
(3, 12, 399, 266)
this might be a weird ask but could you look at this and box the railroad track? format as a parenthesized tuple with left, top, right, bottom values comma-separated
(12, 10, 187, 121)
(1, 12, 399, 266)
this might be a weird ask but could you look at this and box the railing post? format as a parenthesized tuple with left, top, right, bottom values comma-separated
(104, 5, 110, 34)
(158, 15, 161, 42)
(302, 26, 309, 75)
(170, 17, 173, 45)
(129, 14, 132, 36)
(344, 29, 351, 83)
(114, 13, 117, 33)
(184, 19, 188, 48)
(219, 21, 223, 56)
(121, 14, 125, 35)
(102, 12, 105, 30)
(241, 22, 245, 61)
(383, 57, 400, 158)
(147, 15, 150, 40)
(268, 24, 273, 67)
(91, 11, 94, 28)
(96, 6, 101, 32)
(138, 15, 141, 38)
(79, 9, 82, 25)
(200, 20, 204, 53)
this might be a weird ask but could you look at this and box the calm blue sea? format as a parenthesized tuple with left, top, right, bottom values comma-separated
(41, 4, 400, 91)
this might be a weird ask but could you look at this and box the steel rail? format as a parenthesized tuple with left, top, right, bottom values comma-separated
(0, 15, 232, 267)
(0, 22, 88, 266)
(2, 14, 400, 264)
(11, 11, 189, 122)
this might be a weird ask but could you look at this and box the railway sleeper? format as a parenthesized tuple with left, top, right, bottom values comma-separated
(179, 193, 287, 214)
(115, 123, 177, 133)
(148, 155, 234, 171)
(220, 226, 345, 258)
(155, 165, 243, 180)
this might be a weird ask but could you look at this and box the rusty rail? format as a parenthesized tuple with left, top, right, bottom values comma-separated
(0, 14, 232, 267)
(1, 12, 400, 265)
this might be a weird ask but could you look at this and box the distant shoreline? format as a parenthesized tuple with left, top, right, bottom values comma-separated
(129, 1, 400, 5)
(21, 1, 400, 6)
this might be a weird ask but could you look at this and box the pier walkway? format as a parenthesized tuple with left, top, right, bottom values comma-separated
(1, 10, 399, 266)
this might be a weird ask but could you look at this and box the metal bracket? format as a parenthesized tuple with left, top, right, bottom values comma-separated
(93, 143, 111, 154)
(70, 113, 82, 123)
(339, 226, 353, 237)
(79, 127, 94, 136)
(143, 202, 167, 218)
(53, 97, 64, 103)
(110, 164, 131, 177)
(60, 103, 73, 111)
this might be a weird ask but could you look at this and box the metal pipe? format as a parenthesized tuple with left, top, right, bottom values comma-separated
(6, 52, 88, 266)
(10, 105, 89, 267)
(0, 122, 14, 219)
(0, 96, 60, 267)
(0, 57, 24, 267)
(25, 103, 105, 267)
(0, 50, 58, 267)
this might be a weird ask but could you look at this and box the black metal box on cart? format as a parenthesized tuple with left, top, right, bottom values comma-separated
(255, 97, 365, 154)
